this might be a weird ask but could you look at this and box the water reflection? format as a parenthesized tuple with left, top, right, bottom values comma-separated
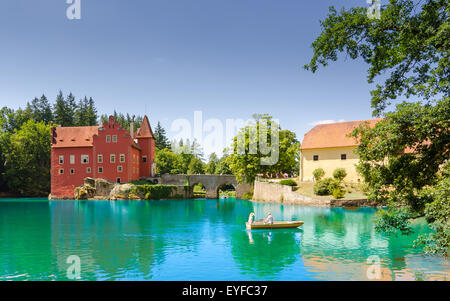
(0, 198, 448, 280)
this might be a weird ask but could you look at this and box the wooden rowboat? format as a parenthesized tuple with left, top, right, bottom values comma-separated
(246, 221, 304, 230)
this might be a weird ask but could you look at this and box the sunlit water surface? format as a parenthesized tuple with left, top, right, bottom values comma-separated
(0, 198, 448, 281)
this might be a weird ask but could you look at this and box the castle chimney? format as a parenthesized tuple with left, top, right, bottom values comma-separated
(130, 122, 134, 138)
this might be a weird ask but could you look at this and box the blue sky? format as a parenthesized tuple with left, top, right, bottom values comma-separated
(0, 0, 378, 156)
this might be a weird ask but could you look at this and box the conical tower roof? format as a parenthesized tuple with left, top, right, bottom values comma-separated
(136, 115, 154, 138)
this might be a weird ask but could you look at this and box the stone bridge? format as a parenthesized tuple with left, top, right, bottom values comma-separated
(155, 174, 252, 199)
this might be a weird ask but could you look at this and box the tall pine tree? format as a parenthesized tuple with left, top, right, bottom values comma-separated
(154, 121, 170, 150)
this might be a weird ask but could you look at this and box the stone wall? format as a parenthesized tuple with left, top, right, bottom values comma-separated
(253, 180, 377, 207)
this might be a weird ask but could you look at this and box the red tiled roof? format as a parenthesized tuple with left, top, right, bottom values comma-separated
(300, 119, 382, 150)
(52, 126, 99, 148)
(136, 115, 153, 138)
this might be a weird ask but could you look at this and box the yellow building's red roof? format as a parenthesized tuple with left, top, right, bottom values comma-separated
(300, 119, 382, 150)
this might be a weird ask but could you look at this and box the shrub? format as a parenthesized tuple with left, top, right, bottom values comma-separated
(333, 168, 347, 181)
(332, 187, 346, 199)
(314, 178, 344, 196)
(279, 179, 298, 186)
(313, 178, 334, 195)
(131, 184, 177, 200)
(313, 168, 325, 181)
(241, 192, 253, 200)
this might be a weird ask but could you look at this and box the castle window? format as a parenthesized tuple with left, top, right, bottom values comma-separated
(142, 156, 147, 163)
(313, 155, 319, 161)
(117, 165, 123, 173)
(112, 135, 117, 143)
(86, 167, 91, 173)
(81, 155, 89, 164)
(59, 155, 64, 164)
(70, 168, 75, 175)
(119, 154, 125, 163)
(97, 154, 103, 163)
(98, 167, 103, 173)
(116, 178, 121, 183)
(106, 135, 111, 143)
(59, 169, 64, 175)
(110, 154, 116, 163)
(70, 155, 75, 164)
(341, 154, 347, 160)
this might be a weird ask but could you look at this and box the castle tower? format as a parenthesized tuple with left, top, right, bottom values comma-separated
(136, 115, 156, 177)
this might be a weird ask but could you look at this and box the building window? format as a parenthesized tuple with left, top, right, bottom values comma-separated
(98, 167, 103, 173)
(119, 154, 125, 163)
(59, 155, 64, 164)
(86, 167, 91, 173)
(98, 154, 103, 163)
(133, 154, 136, 163)
(81, 155, 89, 164)
(117, 165, 123, 172)
(112, 135, 117, 143)
(341, 154, 347, 160)
(106, 135, 111, 143)
(142, 156, 147, 163)
(116, 178, 121, 183)
(70, 155, 75, 164)
(70, 168, 75, 175)
(110, 154, 116, 163)
(59, 168, 64, 175)
(313, 155, 319, 161)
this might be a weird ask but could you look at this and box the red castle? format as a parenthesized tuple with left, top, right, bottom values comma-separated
(50, 116, 156, 198)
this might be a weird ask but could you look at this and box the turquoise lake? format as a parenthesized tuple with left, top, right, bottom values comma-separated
(0, 198, 448, 281)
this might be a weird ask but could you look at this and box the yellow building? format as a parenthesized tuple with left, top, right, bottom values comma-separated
(300, 119, 381, 183)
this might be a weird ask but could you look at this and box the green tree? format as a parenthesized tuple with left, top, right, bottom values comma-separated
(205, 152, 219, 174)
(27, 94, 53, 123)
(154, 121, 170, 150)
(155, 148, 184, 175)
(306, 0, 449, 255)
(2, 120, 51, 196)
(187, 157, 205, 175)
(86, 97, 98, 125)
(227, 114, 300, 183)
(53, 91, 72, 126)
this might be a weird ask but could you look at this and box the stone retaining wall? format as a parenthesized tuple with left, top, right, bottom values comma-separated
(253, 180, 377, 207)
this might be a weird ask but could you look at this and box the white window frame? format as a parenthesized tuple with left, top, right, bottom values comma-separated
(59, 168, 64, 175)
(117, 165, 123, 173)
(59, 155, 64, 164)
(119, 154, 125, 163)
(70, 155, 75, 164)
(86, 167, 91, 173)
(97, 154, 103, 163)
(98, 166, 103, 173)
(81, 155, 89, 164)
(70, 168, 75, 175)
(110, 154, 116, 163)
(106, 135, 111, 143)
(112, 135, 117, 143)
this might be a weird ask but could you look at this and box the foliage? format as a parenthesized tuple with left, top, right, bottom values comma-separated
(304, 0, 449, 116)
(312, 168, 325, 181)
(154, 121, 170, 150)
(332, 187, 345, 199)
(241, 192, 254, 200)
(375, 207, 414, 236)
(227, 114, 300, 184)
(2, 120, 51, 196)
(215, 152, 232, 175)
(155, 148, 184, 175)
(205, 152, 219, 174)
(333, 168, 347, 181)
(100, 111, 142, 130)
(131, 184, 177, 200)
(279, 179, 298, 187)
(313, 178, 334, 196)
(187, 157, 205, 174)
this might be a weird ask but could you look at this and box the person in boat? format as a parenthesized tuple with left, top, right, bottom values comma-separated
(264, 212, 274, 225)
(247, 212, 255, 224)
